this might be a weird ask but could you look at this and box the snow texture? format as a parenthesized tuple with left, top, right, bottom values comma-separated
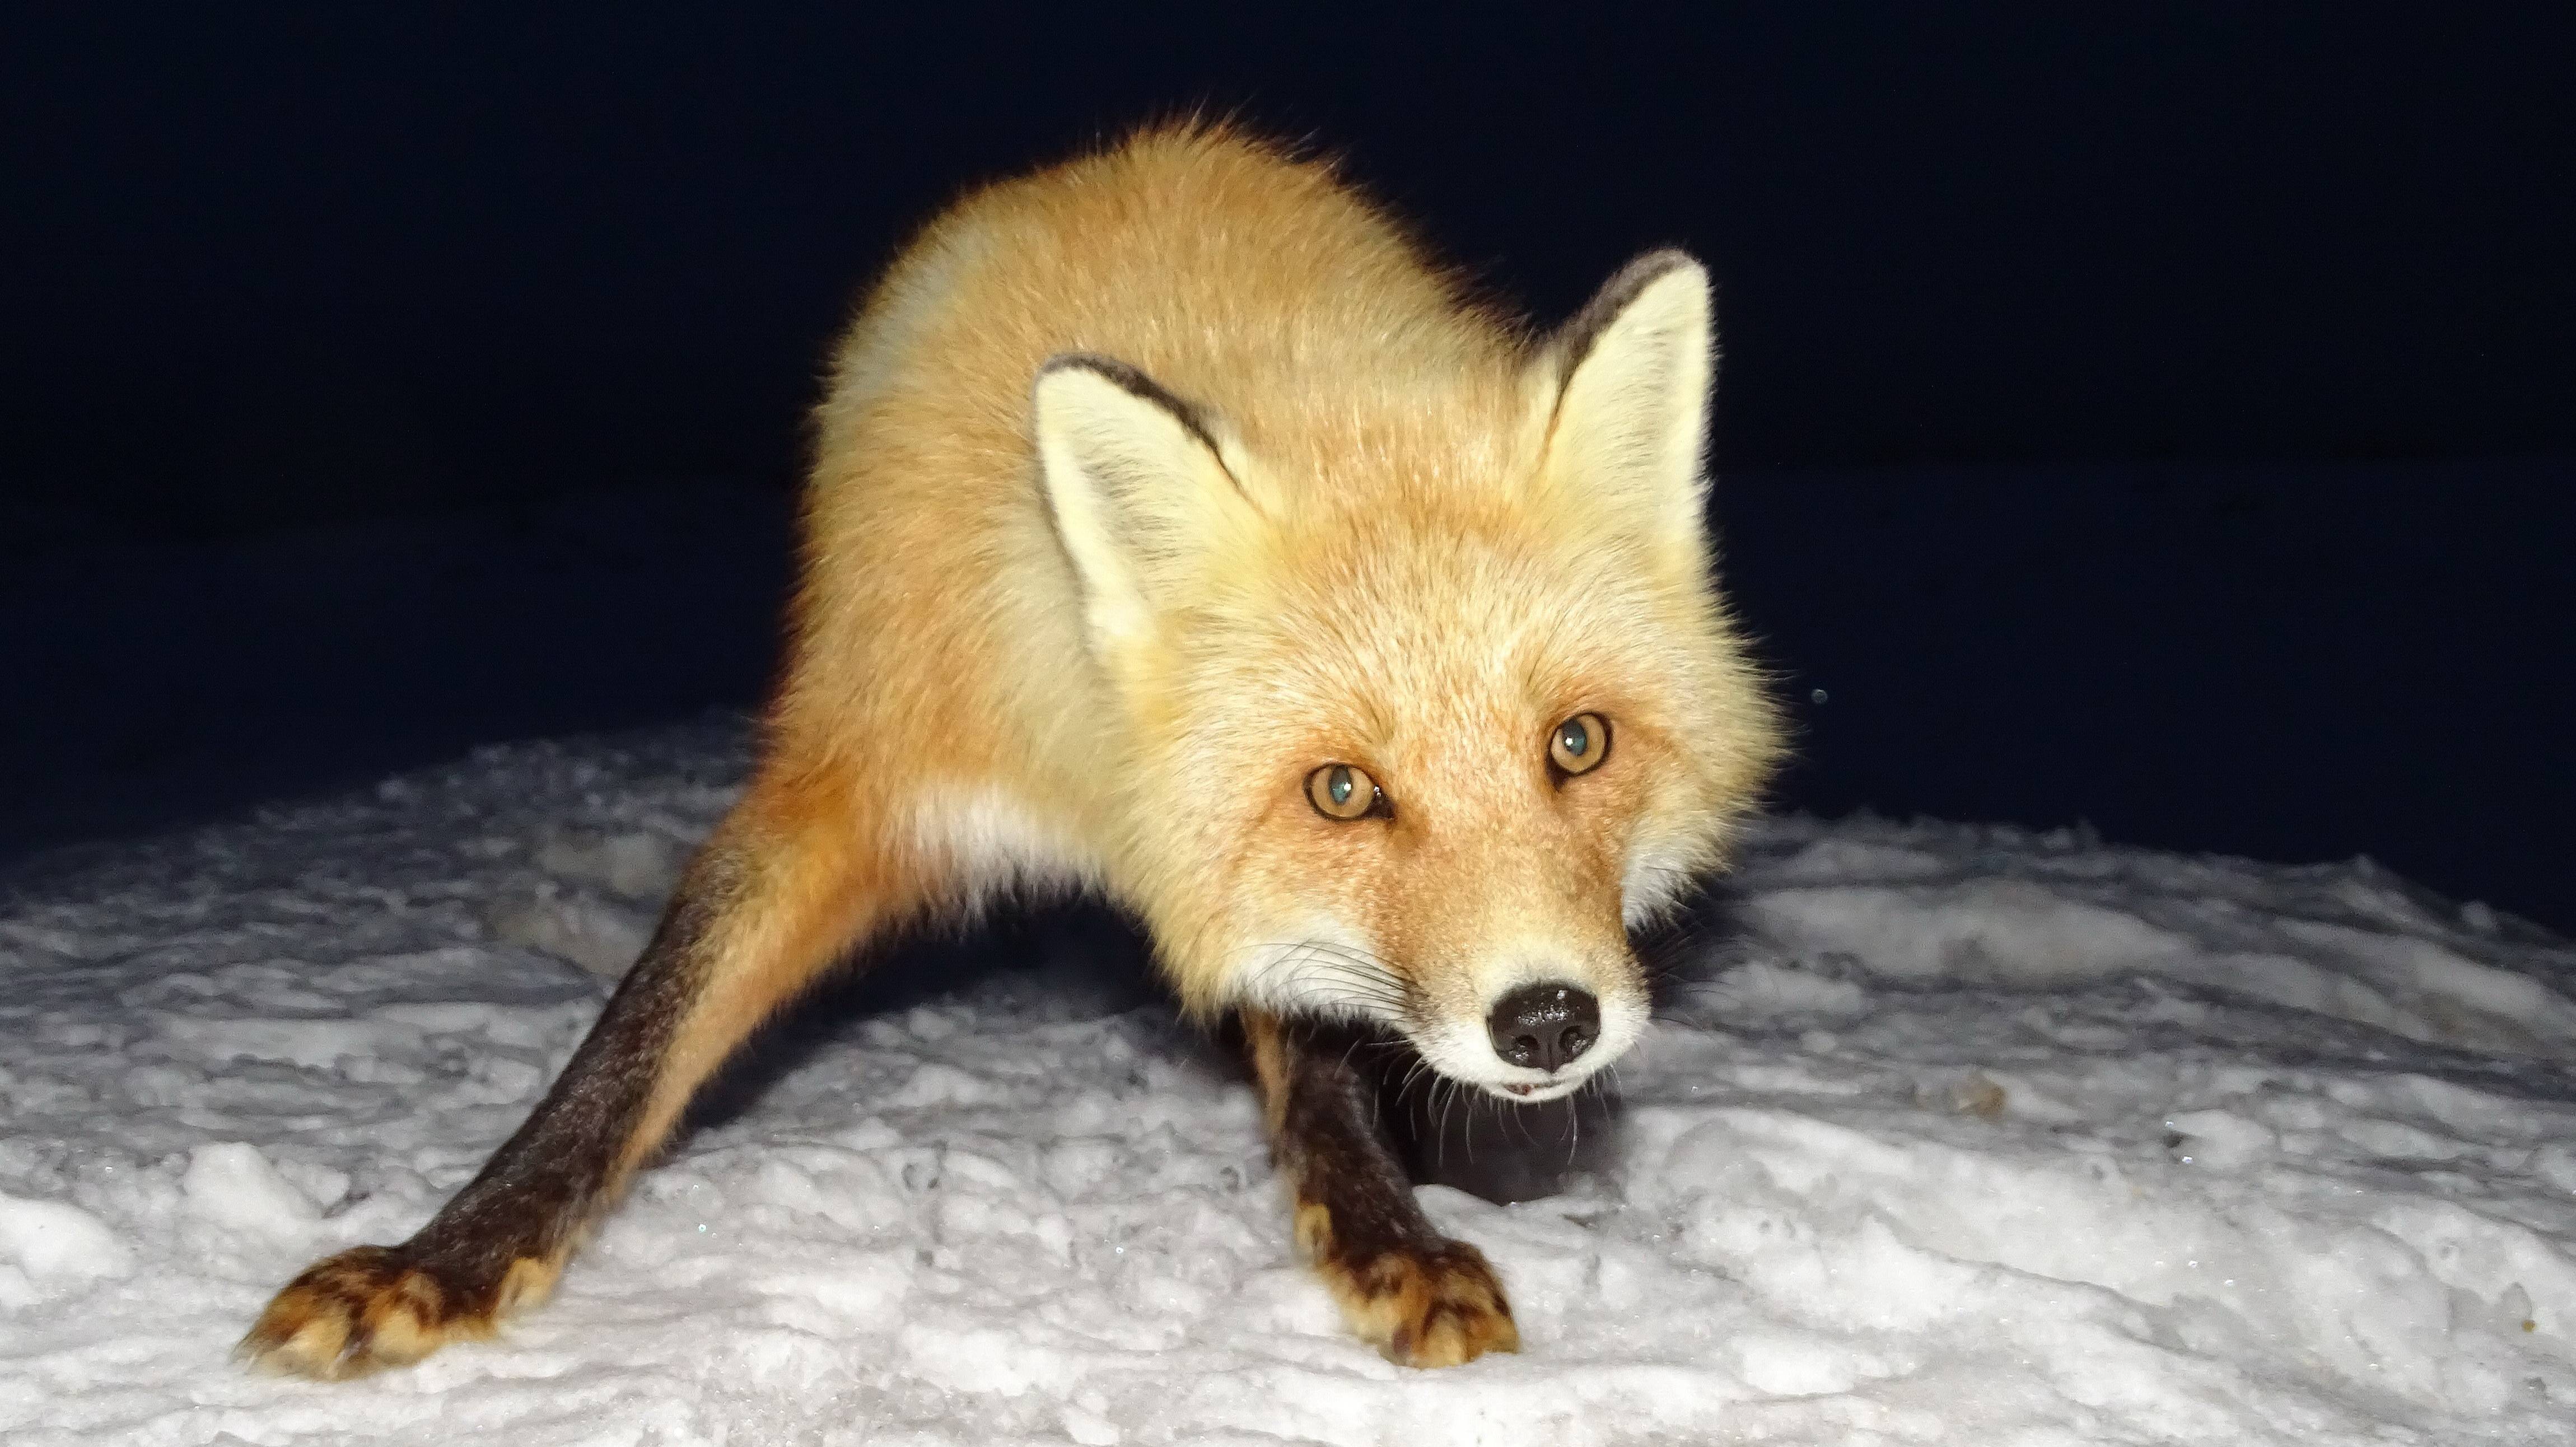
(3, 719, 2572, 1445)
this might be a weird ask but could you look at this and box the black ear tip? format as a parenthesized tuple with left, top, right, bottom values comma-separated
(1035, 351, 1149, 390)
(1620, 250, 1710, 305)
(1629, 245, 1703, 276)
(1029, 351, 1227, 464)
(1032, 352, 1198, 421)
(1557, 249, 1712, 370)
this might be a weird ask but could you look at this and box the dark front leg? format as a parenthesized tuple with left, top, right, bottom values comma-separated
(1242, 1010, 1519, 1367)
(240, 779, 907, 1378)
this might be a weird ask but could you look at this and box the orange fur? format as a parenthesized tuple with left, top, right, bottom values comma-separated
(786, 122, 1779, 1082)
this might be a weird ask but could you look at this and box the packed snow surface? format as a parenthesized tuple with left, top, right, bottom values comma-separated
(3, 720, 2572, 1445)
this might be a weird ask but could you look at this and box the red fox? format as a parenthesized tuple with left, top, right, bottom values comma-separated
(241, 123, 1781, 1375)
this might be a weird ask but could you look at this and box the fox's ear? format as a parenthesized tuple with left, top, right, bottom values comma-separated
(1532, 249, 1715, 578)
(1033, 353, 1258, 656)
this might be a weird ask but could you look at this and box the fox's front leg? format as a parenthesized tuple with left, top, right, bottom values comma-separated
(1243, 1010, 1519, 1367)
(239, 774, 908, 1378)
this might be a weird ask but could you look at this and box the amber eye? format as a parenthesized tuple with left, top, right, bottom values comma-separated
(1305, 763, 1384, 821)
(1548, 713, 1611, 778)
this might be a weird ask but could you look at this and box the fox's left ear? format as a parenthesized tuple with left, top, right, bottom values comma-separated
(1529, 249, 1715, 579)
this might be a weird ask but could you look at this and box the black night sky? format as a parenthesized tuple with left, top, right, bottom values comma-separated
(7, 7, 2573, 930)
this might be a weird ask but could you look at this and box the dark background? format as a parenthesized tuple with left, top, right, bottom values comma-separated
(6, 7, 2572, 930)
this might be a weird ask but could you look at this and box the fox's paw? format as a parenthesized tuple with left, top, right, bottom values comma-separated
(1322, 1238, 1520, 1368)
(237, 1245, 557, 1379)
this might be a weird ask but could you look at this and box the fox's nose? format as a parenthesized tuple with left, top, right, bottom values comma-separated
(1487, 983, 1600, 1072)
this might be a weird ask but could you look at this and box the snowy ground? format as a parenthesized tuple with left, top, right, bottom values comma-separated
(3, 720, 2573, 1445)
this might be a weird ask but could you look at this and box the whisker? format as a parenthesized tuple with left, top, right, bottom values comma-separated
(1229, 939, 1413, 1019)
(1398, 1054, 1432, 1099)
(1336, 1031, 1366, 1077)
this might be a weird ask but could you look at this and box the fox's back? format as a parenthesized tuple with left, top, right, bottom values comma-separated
(784, 127, 1532, 830)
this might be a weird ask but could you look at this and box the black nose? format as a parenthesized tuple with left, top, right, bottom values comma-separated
(1487, 983, 1600, 1072)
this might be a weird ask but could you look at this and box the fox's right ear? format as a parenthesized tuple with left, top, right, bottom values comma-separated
(1033, 353, 1260, 661)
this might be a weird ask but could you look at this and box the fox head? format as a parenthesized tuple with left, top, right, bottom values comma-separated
(1033, 250, 1781, 1102)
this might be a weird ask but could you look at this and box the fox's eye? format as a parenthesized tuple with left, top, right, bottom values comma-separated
(1306, 763, 1385, 821)
(1548, 713, 1611, 778)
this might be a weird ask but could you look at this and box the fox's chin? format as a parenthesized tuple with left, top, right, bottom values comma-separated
(1475, 1075, 1592, 1105)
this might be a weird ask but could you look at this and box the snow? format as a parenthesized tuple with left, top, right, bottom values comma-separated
(2, 718, 2572, 1445)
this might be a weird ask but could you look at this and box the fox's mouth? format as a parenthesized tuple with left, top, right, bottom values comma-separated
(1486, 1076, 1589, 1104)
